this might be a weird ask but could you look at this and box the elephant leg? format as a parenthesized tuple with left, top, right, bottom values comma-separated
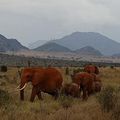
(37, 91, 43, 100)
(82, 87, 87, 100)
(48, 90, 59, 100)
(54, 89, 60, 100)
(54, 92, 59, 100)
(87, 87, 92, 96)
(20, 90, 24, 101)
(79, 87, 82, 98)
(88, 83, 94, 96)
(30, 87, 37, 102)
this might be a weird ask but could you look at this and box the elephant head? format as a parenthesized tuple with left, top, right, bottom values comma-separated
(84, 65, 99, 74)
(17, 68, 34, 100)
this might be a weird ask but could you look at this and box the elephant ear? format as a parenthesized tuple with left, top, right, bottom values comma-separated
(95, 66, 99, 74)
(31, 72, 43, 86)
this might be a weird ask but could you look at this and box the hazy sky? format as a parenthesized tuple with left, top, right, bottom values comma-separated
(0, 0, 120, 47)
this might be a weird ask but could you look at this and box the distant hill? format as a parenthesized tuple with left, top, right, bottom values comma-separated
(52, 32, 120, 56)
(33, 41, 102, 56)
(112, 53, 120, 58)
(28, 40, 49, 49)
(75, 46, 102, 56)
(34, 42, 71, 52)
(0, 34, 28, 52)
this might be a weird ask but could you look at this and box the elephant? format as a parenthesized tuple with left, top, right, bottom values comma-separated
(17, 67, 63, 102)
(94, 81, 102, 92)
(61, 83, 80, 98)
(84, 65, 99, 74)
(71, 72, 95, 100)
(93, 74, 102, 92)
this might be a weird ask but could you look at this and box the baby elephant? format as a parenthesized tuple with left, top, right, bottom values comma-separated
(93, 81, 102, 92)
(93, 75, 102, 92)
(62, 83, 80, 98)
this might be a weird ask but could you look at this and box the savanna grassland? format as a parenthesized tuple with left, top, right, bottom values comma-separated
(0, 67, 120, 120)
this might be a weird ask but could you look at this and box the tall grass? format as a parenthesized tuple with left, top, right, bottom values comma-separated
(0, 67, 120, 120)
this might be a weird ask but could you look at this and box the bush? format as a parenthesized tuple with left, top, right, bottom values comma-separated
(1, 65, 7, 72)
(73, 68, 84, 75)
(96, 86, 120, 120)
(112, 87, 120, 120)
(0, 89, 11, 106)
(96, 85, 115, 112)
(112, 100, 120, 120)
(59, 95, 73, 109)
(110, 66, 115, 69)
(65, 67, 69, 75)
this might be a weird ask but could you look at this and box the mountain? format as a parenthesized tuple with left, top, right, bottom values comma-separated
(0, 34, 28, 52)
(33, 41, 102, 56)
(75, 46, 102, 56)
(28, 40, 49, 49)
(34, 42, 71, 52)
(112, 53, 120, 58)
(52, 32, 120, 56)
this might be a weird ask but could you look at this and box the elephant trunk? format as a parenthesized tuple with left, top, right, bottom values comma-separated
(19, 82, 27, 101)
(20, 89, 24, 101)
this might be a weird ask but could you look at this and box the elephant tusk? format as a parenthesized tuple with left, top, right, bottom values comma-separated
(19, 83, 27, 91)
(16, 85, 20, 89)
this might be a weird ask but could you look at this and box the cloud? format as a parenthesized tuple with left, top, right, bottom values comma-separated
(0, 0, 120, 46)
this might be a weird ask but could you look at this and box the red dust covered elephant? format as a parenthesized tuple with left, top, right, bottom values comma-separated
(17, 67, 63, 102)
(62, 83, 80, 98)
(71, 72, 102, 100)
(93, 74, 102, 92)
(84, 65, 101, 92)
(84, 65, 99, 74)
(71, 72, 95, 99)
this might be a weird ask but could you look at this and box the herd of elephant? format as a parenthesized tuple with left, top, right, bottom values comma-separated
(17, 65, 102, 102)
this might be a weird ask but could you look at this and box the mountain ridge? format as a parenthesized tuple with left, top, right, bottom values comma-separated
(31, 32, 120, 55)
(75, 46, 102, 56)
(34, 42, 102, 56)
(0, 34, 28, 52)
(34, 42, 71, 52)
(52, 32, 120, 55)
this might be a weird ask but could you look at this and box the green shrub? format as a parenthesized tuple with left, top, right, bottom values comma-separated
(59, 95, 73, 109)
(96, 85, 115, 112)
(96, 86, 120, 120)
(65, 67, 69, 75)
(0, 89, 11, 106)
(1, 65, 7, 72)
(112, 87, 120, 120)
(73, 68, 84, 75)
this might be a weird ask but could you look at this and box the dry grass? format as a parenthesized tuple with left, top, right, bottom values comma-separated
(0, 67, 120, 120)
